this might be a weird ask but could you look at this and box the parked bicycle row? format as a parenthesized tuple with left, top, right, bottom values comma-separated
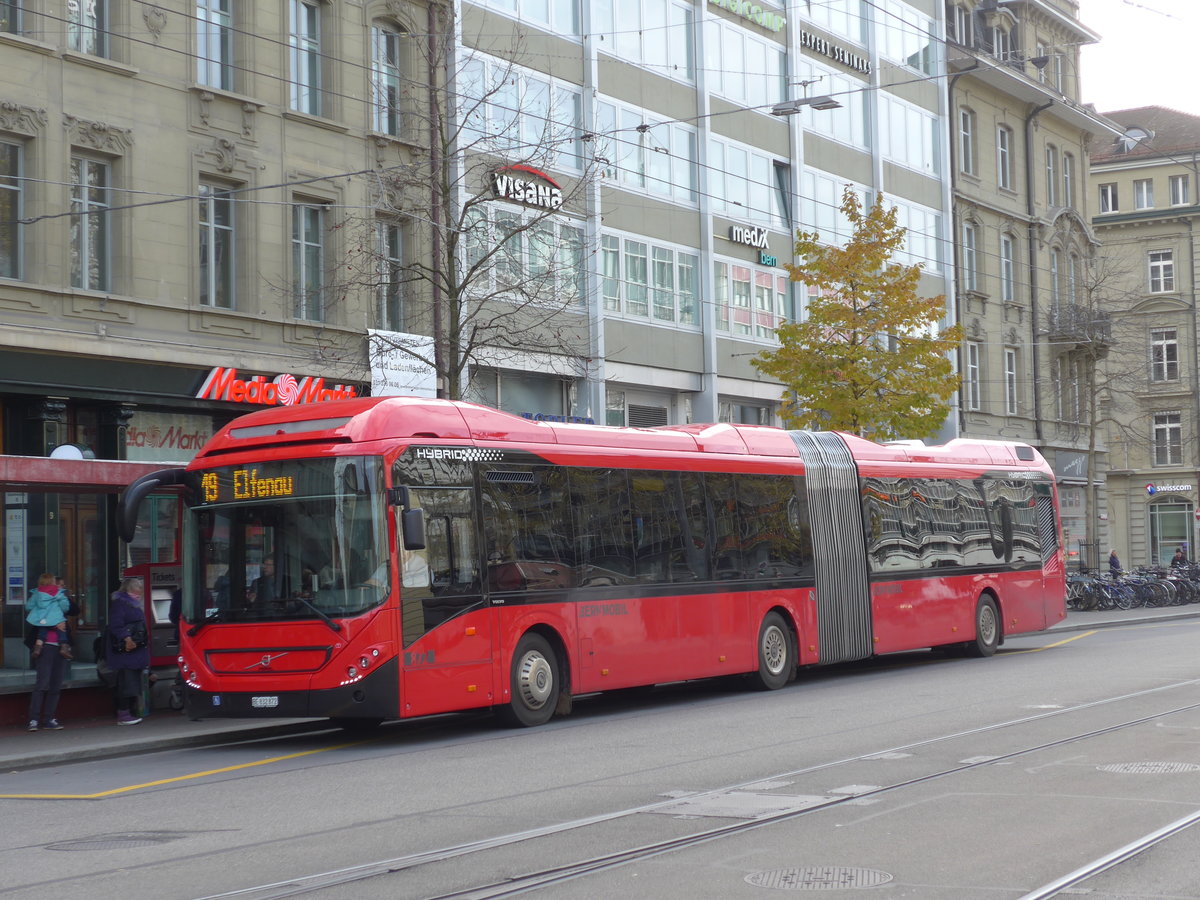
(1067, 565, 1200, 611)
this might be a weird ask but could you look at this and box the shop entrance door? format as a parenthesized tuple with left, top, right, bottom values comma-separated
(59, 495, 106, 632)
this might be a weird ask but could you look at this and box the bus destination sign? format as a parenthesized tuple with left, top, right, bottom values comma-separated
(201, 468, 296, 503)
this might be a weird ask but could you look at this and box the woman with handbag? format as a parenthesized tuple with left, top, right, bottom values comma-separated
(107, 577, 149, 725)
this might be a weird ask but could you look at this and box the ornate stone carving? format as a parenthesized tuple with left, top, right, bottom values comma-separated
(64, 115, 133, 153)
(241, 102, 257, 137)
(211, 137, 237, 173)
(198, 90, 213, 128)
(0, 101, 48, 137)
(142, 4, 168, 41)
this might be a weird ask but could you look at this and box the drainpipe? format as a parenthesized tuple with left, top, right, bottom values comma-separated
(429, 2, 445, 397)
(946, 62, 978, 435)
(1025, 99, 1054, 443)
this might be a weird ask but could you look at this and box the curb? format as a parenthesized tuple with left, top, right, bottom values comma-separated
(1, 718, 336, 772)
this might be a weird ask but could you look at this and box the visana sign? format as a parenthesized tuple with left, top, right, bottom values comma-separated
(491, 165, 563, 210)
(728, 224, 769, 249)
(197, 368, 359, 406)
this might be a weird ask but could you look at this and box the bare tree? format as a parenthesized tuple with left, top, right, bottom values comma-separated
(333, 7, 605, 400)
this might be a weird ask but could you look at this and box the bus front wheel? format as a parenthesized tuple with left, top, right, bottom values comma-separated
(967, 595, 1000, 657)
(498, 633, 560, 727)
(751, 612, 794, 691)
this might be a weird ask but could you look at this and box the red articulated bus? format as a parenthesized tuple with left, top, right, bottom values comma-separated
(117, 396, 1066, 728)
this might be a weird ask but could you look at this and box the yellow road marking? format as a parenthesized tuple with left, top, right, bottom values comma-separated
(0, 739, 363, 800)
(1006, 630, 1096, 654)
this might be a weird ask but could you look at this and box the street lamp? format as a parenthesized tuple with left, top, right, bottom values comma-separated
(770, 96, 842, 115)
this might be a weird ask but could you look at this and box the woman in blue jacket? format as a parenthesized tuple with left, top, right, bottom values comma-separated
(107, 577, 150, 725)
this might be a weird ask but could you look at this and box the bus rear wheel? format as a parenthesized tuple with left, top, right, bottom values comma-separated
(498, 633, 559, 727)
(967, 595, 1000, 657)
(751, 612, 794, 691)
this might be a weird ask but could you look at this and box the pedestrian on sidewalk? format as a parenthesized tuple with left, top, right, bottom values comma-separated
(26, 573, 75, 731)
(1109, 549, 1122, 577)
(107, 577, 149, 726)
(25, 573, 72, 661)
(1171, 546, 1187, 568)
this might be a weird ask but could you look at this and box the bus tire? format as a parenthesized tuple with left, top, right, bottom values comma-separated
(967, 595, 1000, 658)
(498, 633, 559, 727)
(751, 612, 794, 691)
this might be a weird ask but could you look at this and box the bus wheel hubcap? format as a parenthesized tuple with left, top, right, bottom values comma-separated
(979, 606, 996, 644)
(517, 653, 553, 709)
(763, 626, 786, 675)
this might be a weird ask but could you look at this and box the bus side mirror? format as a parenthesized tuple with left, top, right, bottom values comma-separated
(402, 507, 426, 551)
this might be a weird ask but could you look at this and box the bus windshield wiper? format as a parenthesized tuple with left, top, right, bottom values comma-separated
(289, 595, 342, 633)
(187, 609, 222, 636)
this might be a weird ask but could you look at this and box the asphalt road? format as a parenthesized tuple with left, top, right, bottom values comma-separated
(4, 615, 1200, 900)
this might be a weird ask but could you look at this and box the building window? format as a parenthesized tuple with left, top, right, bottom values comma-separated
(1045, 145, 1058, 206)
(1149, 249, 1175, 293)
(599, 0, 694, 83)
(371, 24, 403, 135)
(1062, 152, 1075, 207)
(0, 140, 21, 279)
(199, 183, 235, 309)
(991, 25, 1010, 60)
(714, 260, 786, 338)
(1000, 234, 1015, 302)
(1004, 348, 1018, 415)
(289, 0, 322, 115)
(1049, 248, 1061, 304)
(376, 220, 403, 330)
(2, 0, 20, 33)
(1153, 411, 1182, 466)
(1099, 183, 1118, 213)
(961, 222, 977, 291)
(68, 0, 107, 56)
(965, 341, 980, 410)
(708, 137, 785, 226)
(958, 107, 975, 175)
(1134, 178, 1154, 210)
(464, 57, 585, 173)
(197, 0, 233, 90)
(1069, 252, 1080, 302)
(996, 125, 1012, 190)
(70, 156, 110, 291)
(950, 3, 971, 44)
(1170, 173, 1190, 206)
(292, 201, 326, 320)
(1151, 328, 1179, 383)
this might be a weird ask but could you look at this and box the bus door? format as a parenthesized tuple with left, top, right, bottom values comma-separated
(396, 485, 494, 717)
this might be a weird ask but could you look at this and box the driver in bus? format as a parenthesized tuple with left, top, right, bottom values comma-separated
(247, 558, 283, 604)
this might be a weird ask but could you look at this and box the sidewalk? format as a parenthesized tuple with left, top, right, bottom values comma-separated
(2, 604, 1198, 772)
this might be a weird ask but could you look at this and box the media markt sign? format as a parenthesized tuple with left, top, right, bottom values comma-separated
(491, 165, 563, 210)
(196, 368, 360, 406)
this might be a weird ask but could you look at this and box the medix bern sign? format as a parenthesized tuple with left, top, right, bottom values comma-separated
(197, 368, 359, 406)
(492, 165, 563, 210)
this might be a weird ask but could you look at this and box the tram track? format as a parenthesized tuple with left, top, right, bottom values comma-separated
(193, 677, 1200, 900)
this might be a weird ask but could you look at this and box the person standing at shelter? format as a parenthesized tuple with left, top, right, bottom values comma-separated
(107, 577, 149, 725)
(26, 573, 72, 731)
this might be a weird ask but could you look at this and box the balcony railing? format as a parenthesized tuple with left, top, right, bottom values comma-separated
(1044, 303, 1113, 350)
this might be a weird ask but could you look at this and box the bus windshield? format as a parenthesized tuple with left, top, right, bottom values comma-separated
(183, 456, 388, 626)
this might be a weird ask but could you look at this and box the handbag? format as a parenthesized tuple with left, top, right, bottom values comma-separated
(111, 620, 148, 654)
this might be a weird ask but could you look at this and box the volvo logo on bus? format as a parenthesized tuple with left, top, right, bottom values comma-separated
(491, 165, 563, 210)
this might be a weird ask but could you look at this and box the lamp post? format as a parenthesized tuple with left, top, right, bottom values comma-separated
(770, 96, 842, 115)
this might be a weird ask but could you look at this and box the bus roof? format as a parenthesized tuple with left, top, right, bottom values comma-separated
(194, 396, 1047, 469)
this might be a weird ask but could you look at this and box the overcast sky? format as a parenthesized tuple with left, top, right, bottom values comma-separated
(1080, 0, 1200, 116)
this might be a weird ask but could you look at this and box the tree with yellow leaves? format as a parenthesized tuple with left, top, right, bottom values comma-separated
(753, 187, 962, 440)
